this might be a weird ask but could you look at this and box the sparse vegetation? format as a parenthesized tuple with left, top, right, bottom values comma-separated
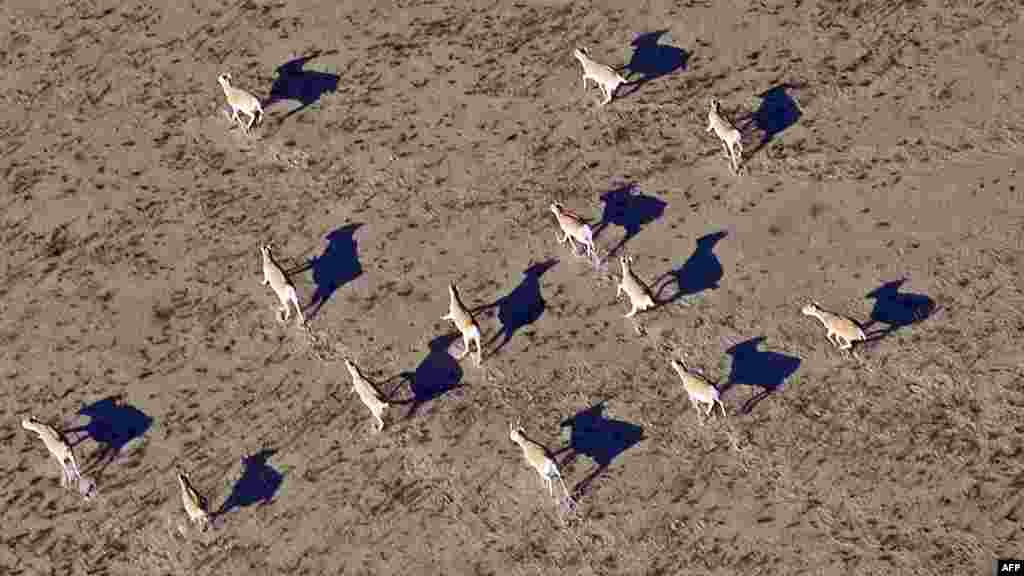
(2, 1, 1021, 574)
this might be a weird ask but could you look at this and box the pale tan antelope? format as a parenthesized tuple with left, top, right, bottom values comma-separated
(260, 243, 306, 326)
(550, 202, 598, 265)
(21, 417, 87, 494)
(706, 98, 743, 174)
(176, 468, 211, 531)
(217, 73, 263, 134)
(344, 358, 390, 433)
(617, 254, 656, 318)
(801, 301, 867, 355)
(509, 420, 574, 504)
(669, 358, 727, 425)
(573, 47, 628, 106)
(441, 282, 483, 366)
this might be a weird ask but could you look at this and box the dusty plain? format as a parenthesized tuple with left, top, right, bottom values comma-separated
(1, 0, 1023, 574)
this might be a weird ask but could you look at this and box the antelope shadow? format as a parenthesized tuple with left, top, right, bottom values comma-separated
(215, 449, 284, 517)
(396, 334, 465, 420)
(864, 279, 936, 340)
(63, 395, 152, 476)
(592, 183, 667, 258)
(266, 51, 340, 120)
(618, 30, 689, 98)
(297, 224, 363, 321)
(739, 84, 802, 159)
(473, 259, 558, 359)
(654, 231, 727, 304)
(555, 402, 644, 497)
(722, 337, 801, 414)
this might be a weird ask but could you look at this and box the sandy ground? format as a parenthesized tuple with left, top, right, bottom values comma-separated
(2, 0, 1023, 574)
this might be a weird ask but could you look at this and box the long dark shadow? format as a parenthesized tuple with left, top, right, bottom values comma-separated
(399, 334, 465, 420)
(300, 223, 363, 322)
(617, 30, 689, 99)
(864, 278, 936, 340)
(266, 51, 340, 120)
(654, 231, 727, 305)
(215, 449, 284, 517)
(63, 395, 152, 477)
(555, 402, 644, 498)
(739, 84, 802, 160)
(472, 259, 558, 359)
(592, 183, 667, 258)
(722, 337, 801, 414)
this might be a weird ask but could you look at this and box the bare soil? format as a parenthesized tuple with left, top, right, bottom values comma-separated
(2, 1, 1023, 575)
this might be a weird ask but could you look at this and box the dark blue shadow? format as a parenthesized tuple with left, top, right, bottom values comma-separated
(618, 30, 689, 98)
(592, 183, 667, 258)
(742, 84, 802, 158)
(865, 279, 936, 339)
(722, 337, 801, 414)
(301, 224, 363, 321)
(655, 231, 727, 304)
(267, 51, 340, 120)
(556, 402, 644, 497)
(64, 395, 152, 475)
(215, 449, 283, 516)
(473, 259, 558, 359)
(399, 334, 465, 420)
